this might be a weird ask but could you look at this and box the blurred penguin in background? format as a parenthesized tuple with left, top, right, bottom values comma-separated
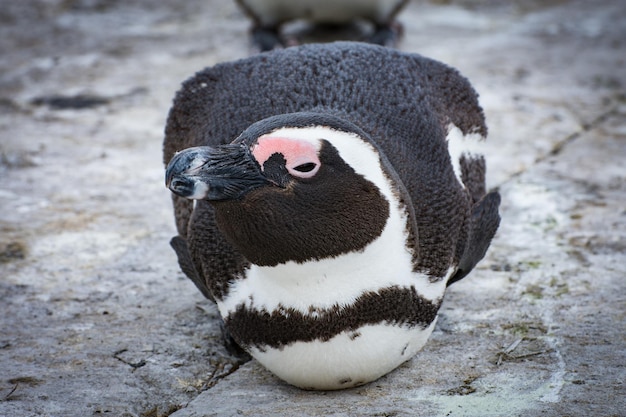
(235, 0, 408, 51)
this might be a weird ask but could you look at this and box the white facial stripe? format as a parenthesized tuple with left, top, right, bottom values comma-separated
(252, 135, 321, 178)
(217, 126, 451, 318)
(446, 123, 486, 186)
(189, 181, 209, 199)
(255, 126, 397, 207)
(250, 320, 437, 390)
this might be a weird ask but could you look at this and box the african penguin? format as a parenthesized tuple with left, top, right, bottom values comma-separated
(235, 0, 408, 50)
(164, 42, 501, 390)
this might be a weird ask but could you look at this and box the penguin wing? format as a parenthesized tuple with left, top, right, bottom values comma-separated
(170, 235, 213, 300)
(447, 190, 501, 286)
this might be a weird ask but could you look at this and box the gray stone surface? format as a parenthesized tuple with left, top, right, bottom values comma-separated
(1, 0, 624, 416)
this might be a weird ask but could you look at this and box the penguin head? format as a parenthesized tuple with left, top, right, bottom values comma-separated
(166, 112, 395, 266)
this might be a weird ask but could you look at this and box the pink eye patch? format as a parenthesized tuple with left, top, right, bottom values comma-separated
(252, 136, 321, 178)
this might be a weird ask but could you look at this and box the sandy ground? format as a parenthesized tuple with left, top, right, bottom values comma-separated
(0, 0, 624, 416)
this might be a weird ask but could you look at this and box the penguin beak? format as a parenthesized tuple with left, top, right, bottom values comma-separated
(165, 145, 269, 201)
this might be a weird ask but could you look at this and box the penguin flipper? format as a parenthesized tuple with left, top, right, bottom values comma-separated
(172, 194, 194, 238)
(448, 190, 501, 286)
(172, 237, 250, 359)
(170, 235, 214, 301)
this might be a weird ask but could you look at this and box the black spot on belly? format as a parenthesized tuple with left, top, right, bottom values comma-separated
(225, 286, 441, 349)
(349, 331, 361, 340)
(339, 377, 352, 385)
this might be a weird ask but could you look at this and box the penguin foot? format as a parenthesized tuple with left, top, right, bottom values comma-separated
(220, 321, 252, 361)
(368, 21, 404, 47)
(251, 27, 283, 52)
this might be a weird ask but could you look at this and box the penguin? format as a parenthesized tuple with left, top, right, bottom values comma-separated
(163, 42, 500, 390)
(235, 0, 408, 50)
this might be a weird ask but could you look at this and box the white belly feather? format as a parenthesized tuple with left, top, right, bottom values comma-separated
(252, 320, 437, 390)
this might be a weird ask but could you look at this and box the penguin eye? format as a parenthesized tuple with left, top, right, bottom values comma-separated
(286, 160, 320, 179)
(292, 162, 317, 173)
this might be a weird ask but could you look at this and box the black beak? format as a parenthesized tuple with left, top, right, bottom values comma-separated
(165, 144, 269, 201)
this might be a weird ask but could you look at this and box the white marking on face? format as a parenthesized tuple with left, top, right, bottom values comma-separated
(217, 126, 450, 318)
(252, 136, 321, 178)
(248, 126, 394, 203)
(250, 320, 437, 390)
(446, 123, 486, 186)
(190, 181, 209, 199)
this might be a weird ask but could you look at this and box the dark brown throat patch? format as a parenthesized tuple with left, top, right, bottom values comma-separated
(213, 141, 390, 266)
(224, 286, 441, 349)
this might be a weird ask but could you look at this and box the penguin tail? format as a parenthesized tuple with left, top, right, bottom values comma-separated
(448, 190, 501, 286)
(459, 153, 486, 205)
(170, 235, 214, 301)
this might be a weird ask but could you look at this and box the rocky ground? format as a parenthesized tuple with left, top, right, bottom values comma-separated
(1, 0, 624, 416)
